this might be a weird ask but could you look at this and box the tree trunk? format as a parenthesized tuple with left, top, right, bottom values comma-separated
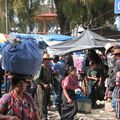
(54, 0, 71, 35)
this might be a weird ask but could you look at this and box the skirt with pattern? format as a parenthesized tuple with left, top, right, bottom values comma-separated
(113, 87, 120, 119)
(61, 90, 77, 120)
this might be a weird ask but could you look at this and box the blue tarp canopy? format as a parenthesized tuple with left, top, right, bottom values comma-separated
(9, 33, 74, 41)
(41, 34, 74, 41)
(9, 33, 75, 47)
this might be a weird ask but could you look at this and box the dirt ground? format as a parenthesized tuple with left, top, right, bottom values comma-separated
(48, 101, 115, 120)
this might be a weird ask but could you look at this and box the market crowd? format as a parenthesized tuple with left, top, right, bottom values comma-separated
(0, 37, 119, 120)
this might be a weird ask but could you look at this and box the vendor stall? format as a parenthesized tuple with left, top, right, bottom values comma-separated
(48, 30, 120, 55)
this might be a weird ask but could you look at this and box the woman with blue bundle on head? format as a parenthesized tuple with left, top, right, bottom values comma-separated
(0, 73, 40, 120)
(0, 35, 42, 120)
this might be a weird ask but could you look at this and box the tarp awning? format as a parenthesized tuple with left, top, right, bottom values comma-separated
(48, 30, 120, 55)
(9, 33, 75, 47)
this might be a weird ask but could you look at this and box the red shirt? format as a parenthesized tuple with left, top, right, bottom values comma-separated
(62, 75, 79, 90)
(0, 91, 36, 120)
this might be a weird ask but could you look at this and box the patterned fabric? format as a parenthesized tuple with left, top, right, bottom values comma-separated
(62, 75, 78, 90)
(0, 91, 36, 120)
(106, 53, 114, 68)
(116, 71, 120, 82)
(61, 90, 77, 120)
(113, 87, 120, 119)
(109, 60, 120, 88)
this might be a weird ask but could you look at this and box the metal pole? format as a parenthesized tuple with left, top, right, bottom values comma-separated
(5, 0, 8, 34)
(4, 0, 8, 93)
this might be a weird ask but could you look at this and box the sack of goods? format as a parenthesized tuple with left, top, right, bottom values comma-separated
(2, 35, 43, 75)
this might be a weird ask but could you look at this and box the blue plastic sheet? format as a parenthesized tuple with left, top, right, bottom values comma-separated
(74, 92, 88, 100)
(2, 37, 43, 75)
(10, 33, 74, 41)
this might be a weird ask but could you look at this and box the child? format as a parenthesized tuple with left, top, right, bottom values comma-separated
(113, 71, 120, 120)
(87, 61, 101, 106)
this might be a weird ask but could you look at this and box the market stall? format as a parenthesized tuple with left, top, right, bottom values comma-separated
(47, 30, 120, 55)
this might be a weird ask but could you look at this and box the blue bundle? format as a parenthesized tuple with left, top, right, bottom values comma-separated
(74, 92, 88, 100)
(2, 36, 43, 75)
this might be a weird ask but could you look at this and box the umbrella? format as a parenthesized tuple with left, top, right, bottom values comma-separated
(0, 33, 9, 43)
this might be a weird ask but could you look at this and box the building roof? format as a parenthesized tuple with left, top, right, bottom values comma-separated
(34, 12, 57, 21)
(91, 27, 120, 39)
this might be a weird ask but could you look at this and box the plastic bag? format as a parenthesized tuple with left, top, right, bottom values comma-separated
(2, 36, 43, 75)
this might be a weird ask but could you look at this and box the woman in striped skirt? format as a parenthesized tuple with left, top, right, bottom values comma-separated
(113, 71, 120, 120)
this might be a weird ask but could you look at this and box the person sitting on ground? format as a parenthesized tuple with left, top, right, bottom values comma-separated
(0, 73, 40, 120)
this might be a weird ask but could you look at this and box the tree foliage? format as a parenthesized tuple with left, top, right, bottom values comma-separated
(0, 0, 115, 34)
(54, 0, 114, 34)
(0, 0, 41, 33)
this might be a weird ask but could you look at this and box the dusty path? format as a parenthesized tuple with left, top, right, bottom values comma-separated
(48, 104, 115, 120)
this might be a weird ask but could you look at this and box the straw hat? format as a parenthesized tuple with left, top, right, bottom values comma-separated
(43, 53, 52, 60)
(105, 43, 114, 53)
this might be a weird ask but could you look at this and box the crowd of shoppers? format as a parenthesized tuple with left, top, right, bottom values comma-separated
(0, 43, 120, 120)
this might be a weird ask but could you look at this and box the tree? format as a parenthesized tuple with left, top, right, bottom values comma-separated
(80, 0, 114, 28)
(0, 0, 41, 33)
(54, 0, 114, 34)
(0, 0, 114, 34)
(54, 0, 76, 35)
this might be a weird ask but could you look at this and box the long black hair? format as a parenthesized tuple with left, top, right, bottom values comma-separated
(65, 66, 76, 77)
(8, 73, 31, 89)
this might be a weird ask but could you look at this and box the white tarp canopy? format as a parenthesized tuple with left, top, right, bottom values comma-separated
(48, 30, 120, 55)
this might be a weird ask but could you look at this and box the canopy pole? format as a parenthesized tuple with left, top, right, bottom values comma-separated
(5, 0, 8, 34)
